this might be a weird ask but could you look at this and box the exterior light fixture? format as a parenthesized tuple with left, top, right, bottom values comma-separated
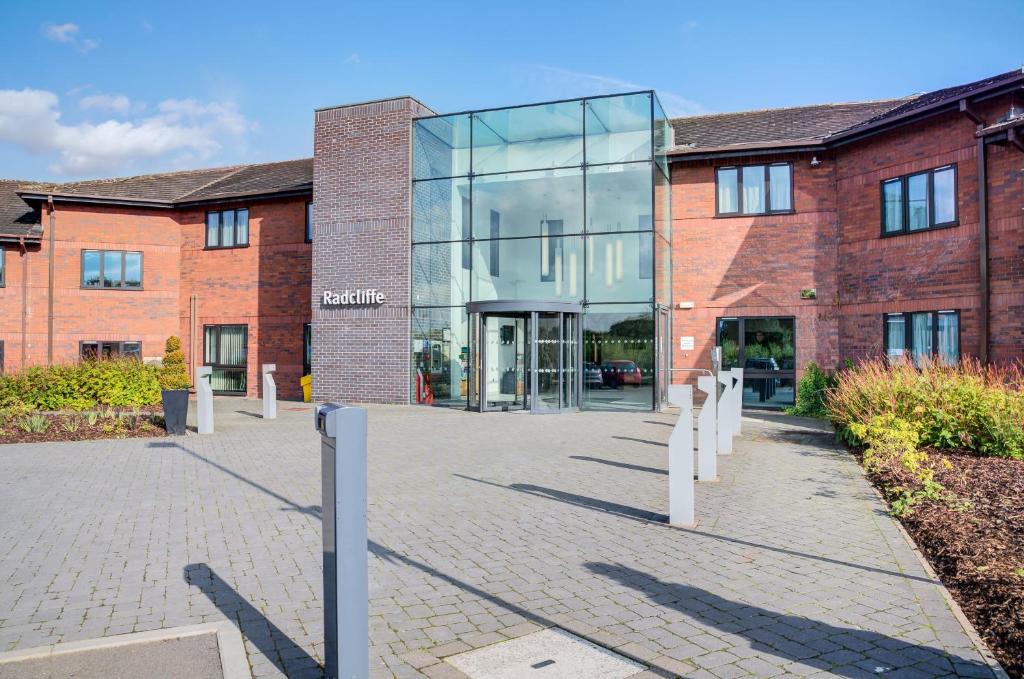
(810, 156, 821, 167)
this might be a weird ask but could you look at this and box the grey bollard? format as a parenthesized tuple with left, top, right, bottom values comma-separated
(717, 371, 734, 455)
(262, 364, 277, 420)
(196, 366, 214, 434)
(731, 368, 744, 435)
(697, 375, 717, 481)
(317, 403, 369, 679)
(668, 385, 695, 527)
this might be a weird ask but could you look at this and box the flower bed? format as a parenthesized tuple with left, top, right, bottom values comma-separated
(0, 408, 167, 444)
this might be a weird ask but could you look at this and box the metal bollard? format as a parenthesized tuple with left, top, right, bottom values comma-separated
(731, 368, 744, 435)
(317, 403, 369, 679)
(717, 370, 734, 455)
(262, 364, 277, 420)
(697, 375, 717, 481)
(667, 385, 695, 527)
(196, 366, 214, 435)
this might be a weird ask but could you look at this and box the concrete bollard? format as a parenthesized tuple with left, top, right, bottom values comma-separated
(731, 368, 744, 435)
(667, 384, 695, 527)
(717, 370, 734, 455)
(262, 364, 277, 420)
(697, 375, 717, 482)
(196, 366, 214, 435)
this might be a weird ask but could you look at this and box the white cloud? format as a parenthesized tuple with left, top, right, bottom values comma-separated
(0, 87, 255, 175)
(344, 53, 361, 65)
(527, 65, 706, 117)
(682, 20, 698, 32)
(79, 94, 134, 113)
(42, 22, 99, 53)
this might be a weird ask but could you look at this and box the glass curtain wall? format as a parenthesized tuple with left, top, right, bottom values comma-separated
(411, 91, 671, 410)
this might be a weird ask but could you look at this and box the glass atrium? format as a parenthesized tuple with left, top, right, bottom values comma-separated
(411, 92, 672, 411)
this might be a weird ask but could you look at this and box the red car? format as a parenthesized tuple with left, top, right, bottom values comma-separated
(601, 360, 642, 388)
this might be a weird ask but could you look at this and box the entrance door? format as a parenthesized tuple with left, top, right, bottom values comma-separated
(483, 315, 527, 411)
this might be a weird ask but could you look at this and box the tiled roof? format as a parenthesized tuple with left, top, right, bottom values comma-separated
(19, 158, 312, 205)
(0, 180, 42, 239)
(669, 99, 910, 154)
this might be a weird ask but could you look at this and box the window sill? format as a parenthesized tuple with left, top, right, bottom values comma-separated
(880, 221, 959, 238)
(80, 286, 144, 291)
(204, 244, 251, 251)
(714, 210, 796, 219)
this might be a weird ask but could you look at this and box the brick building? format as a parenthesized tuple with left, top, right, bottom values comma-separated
(1, 68, 1021, 408)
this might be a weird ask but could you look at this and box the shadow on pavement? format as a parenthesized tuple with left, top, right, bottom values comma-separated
(611, 435, 667, 448)
(569, 455, 667, 475)
(584, 562, 993, 678)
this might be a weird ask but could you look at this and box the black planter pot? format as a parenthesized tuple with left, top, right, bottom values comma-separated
(161, 389, 190, 435)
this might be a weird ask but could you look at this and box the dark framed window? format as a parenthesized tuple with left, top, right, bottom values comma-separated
(0, 340, 4, 374)
(203, 324, 248, 393)
(80, 341, 142, 360)
(715, 163, 793, 216)
(884, 310, 960, 365)
(881, 164, 957, 236)
(717, 316, 796, 408)
(205, 208, 249, 248)
(303, 323, 312, 376)
(81, 250, 143, 289)
(305, 201, 313, 243)
(0, 247, 5, 287)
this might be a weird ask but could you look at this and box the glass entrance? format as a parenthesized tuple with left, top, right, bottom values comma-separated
(483, 315, 526, 410)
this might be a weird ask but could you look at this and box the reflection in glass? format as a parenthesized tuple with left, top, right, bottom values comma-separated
(411, 307, 469, 408)
(124, 253, 142, 288)
(769, 164, 792, 211)
(582, 305, 654, 411)
(886, 314, 906, 359)
(236, 209, 249, 244)
(654, 166, 671, 240)
(883, 179, 903, 233)
(472, 169, 583, 238)
(741, 166, 765, 214)
(584, 93, 652, 165)
(652, 95, 671, 178)
(473, 101, 583, 174)
(222, 210, 236, 247)
(83, 250, 101, 287)
(412, 114, 471, 180)
(585, 163, 653, 233)
(743, 317, 795, 371)
(412, 242, 469, 307)
(412, 177, 470, 242)
(743, 378, 795, 408)
(472, 236, 583, 301)
(717, 168, 738, 213)
(911, 312, 933, 365)
(206, 213, 219, 247)
(586, 233, 653, 303)
(933, 166, 956, 224)
(103, 251, 121, 288)
(908, 173, 929, 231)
(937, 312, 959, 364)
(717, 318, 739, 369)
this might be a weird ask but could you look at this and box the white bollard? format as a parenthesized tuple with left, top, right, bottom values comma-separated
(262, 364, 277, 420)
(668, 384, 695, 527)
(732, 368, 744, 435)
(196, 366, 214, 435)
(717, 371, 734, 455)
(697, 375, 717, 481)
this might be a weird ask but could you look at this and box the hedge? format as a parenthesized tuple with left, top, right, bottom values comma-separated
(0, 359, 162, 411)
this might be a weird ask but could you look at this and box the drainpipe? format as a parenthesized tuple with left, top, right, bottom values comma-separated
(976, 138, 989, 365)
(19, 237, 28, 370)
(46, 196, 55, 365)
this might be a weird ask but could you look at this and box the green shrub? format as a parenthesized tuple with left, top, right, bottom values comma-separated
(159, 336, 192, 391)
(19, 414, 50, 433)
(827, 358, 1024, 459)
(0, 359, 161, 411)
(786, 362, 836, 418)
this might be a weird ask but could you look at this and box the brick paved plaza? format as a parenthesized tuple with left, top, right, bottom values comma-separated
(0, 402, 1002, 678)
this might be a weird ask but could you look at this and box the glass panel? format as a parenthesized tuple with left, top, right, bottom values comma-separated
(652, 94, 671, 178)
(471, 168, 583, 239)
(886, 315, 906, 359)
(206, 213, 219, 247)
(413, 113, 471, 180)
(882, 179, 903, 234)
(907, 173, 929, 231)
(585, 162, 653, 233)
(586, 232, 654, 303)
(717, 318, 740, 370)
(741, 166, 766, 214)
(937, 312, 959, 365)
(742, 377, 795, 408)
(584, 93, 652, 165)
(483, 315, 525, 409)
(204, 328, 216, 364)
(472, 236, 583, 301)
(81, 342, 99, 359)
(412, 177, 470, 242)
(743, 317, 795, 371)
(933, 166, 956, 225)
(124, 253, 142, 288)
(236, 209, 249, 244)
(717, 168, 738, 214)
(102, 251, 122, 288)
(536, 313, 562, 410)
(654, 165, 671, 240)
(582, 304, 654, 411)
(82, 250, 101, 286)
(218, 326, 247, 365)
(210, 368, 246, 392)
(303, 324, 312, 376)
(306, 202, 313, 241)
(911, 312, 933, 366)
(563, 314, 578, 409)
(472, 101, 583, 174)
(411, 307, 470, 407)
(654, 234, 671, 307)
(122, 342, 142, 359)
(221, 210, 236, 247)
(411, 242, 469, 307)
(769, 164, 792, 211)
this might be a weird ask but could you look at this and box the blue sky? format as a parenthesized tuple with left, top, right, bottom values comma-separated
(1, 0, 1021, 181)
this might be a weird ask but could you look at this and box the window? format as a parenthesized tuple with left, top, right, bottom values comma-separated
(881, 165, 957, 235)
(717, 316, 796, 408)
(305, 201, 313, 243)
(0, 247, 5, 287)
(203, 324, 248, 393)
(303, 323, 312, 376)
(81, 250, 143, 289)
(884, 311, 960, 365)
(205, 208, 249, 248)
(716, 163, 793, 216)
(80, 341, 142, 360)
(0, 340, 4, 374)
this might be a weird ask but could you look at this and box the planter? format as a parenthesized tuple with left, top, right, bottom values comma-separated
(161, 389, 189, 435)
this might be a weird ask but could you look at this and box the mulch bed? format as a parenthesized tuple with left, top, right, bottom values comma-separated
(867, 450, 1024, 677)
(0, 411, 167, 444)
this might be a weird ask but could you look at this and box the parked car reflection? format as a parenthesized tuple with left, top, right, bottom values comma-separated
(601, 360, 642, 389)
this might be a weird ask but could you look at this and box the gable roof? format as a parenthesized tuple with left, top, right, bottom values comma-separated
(0, 180, 42, 240)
